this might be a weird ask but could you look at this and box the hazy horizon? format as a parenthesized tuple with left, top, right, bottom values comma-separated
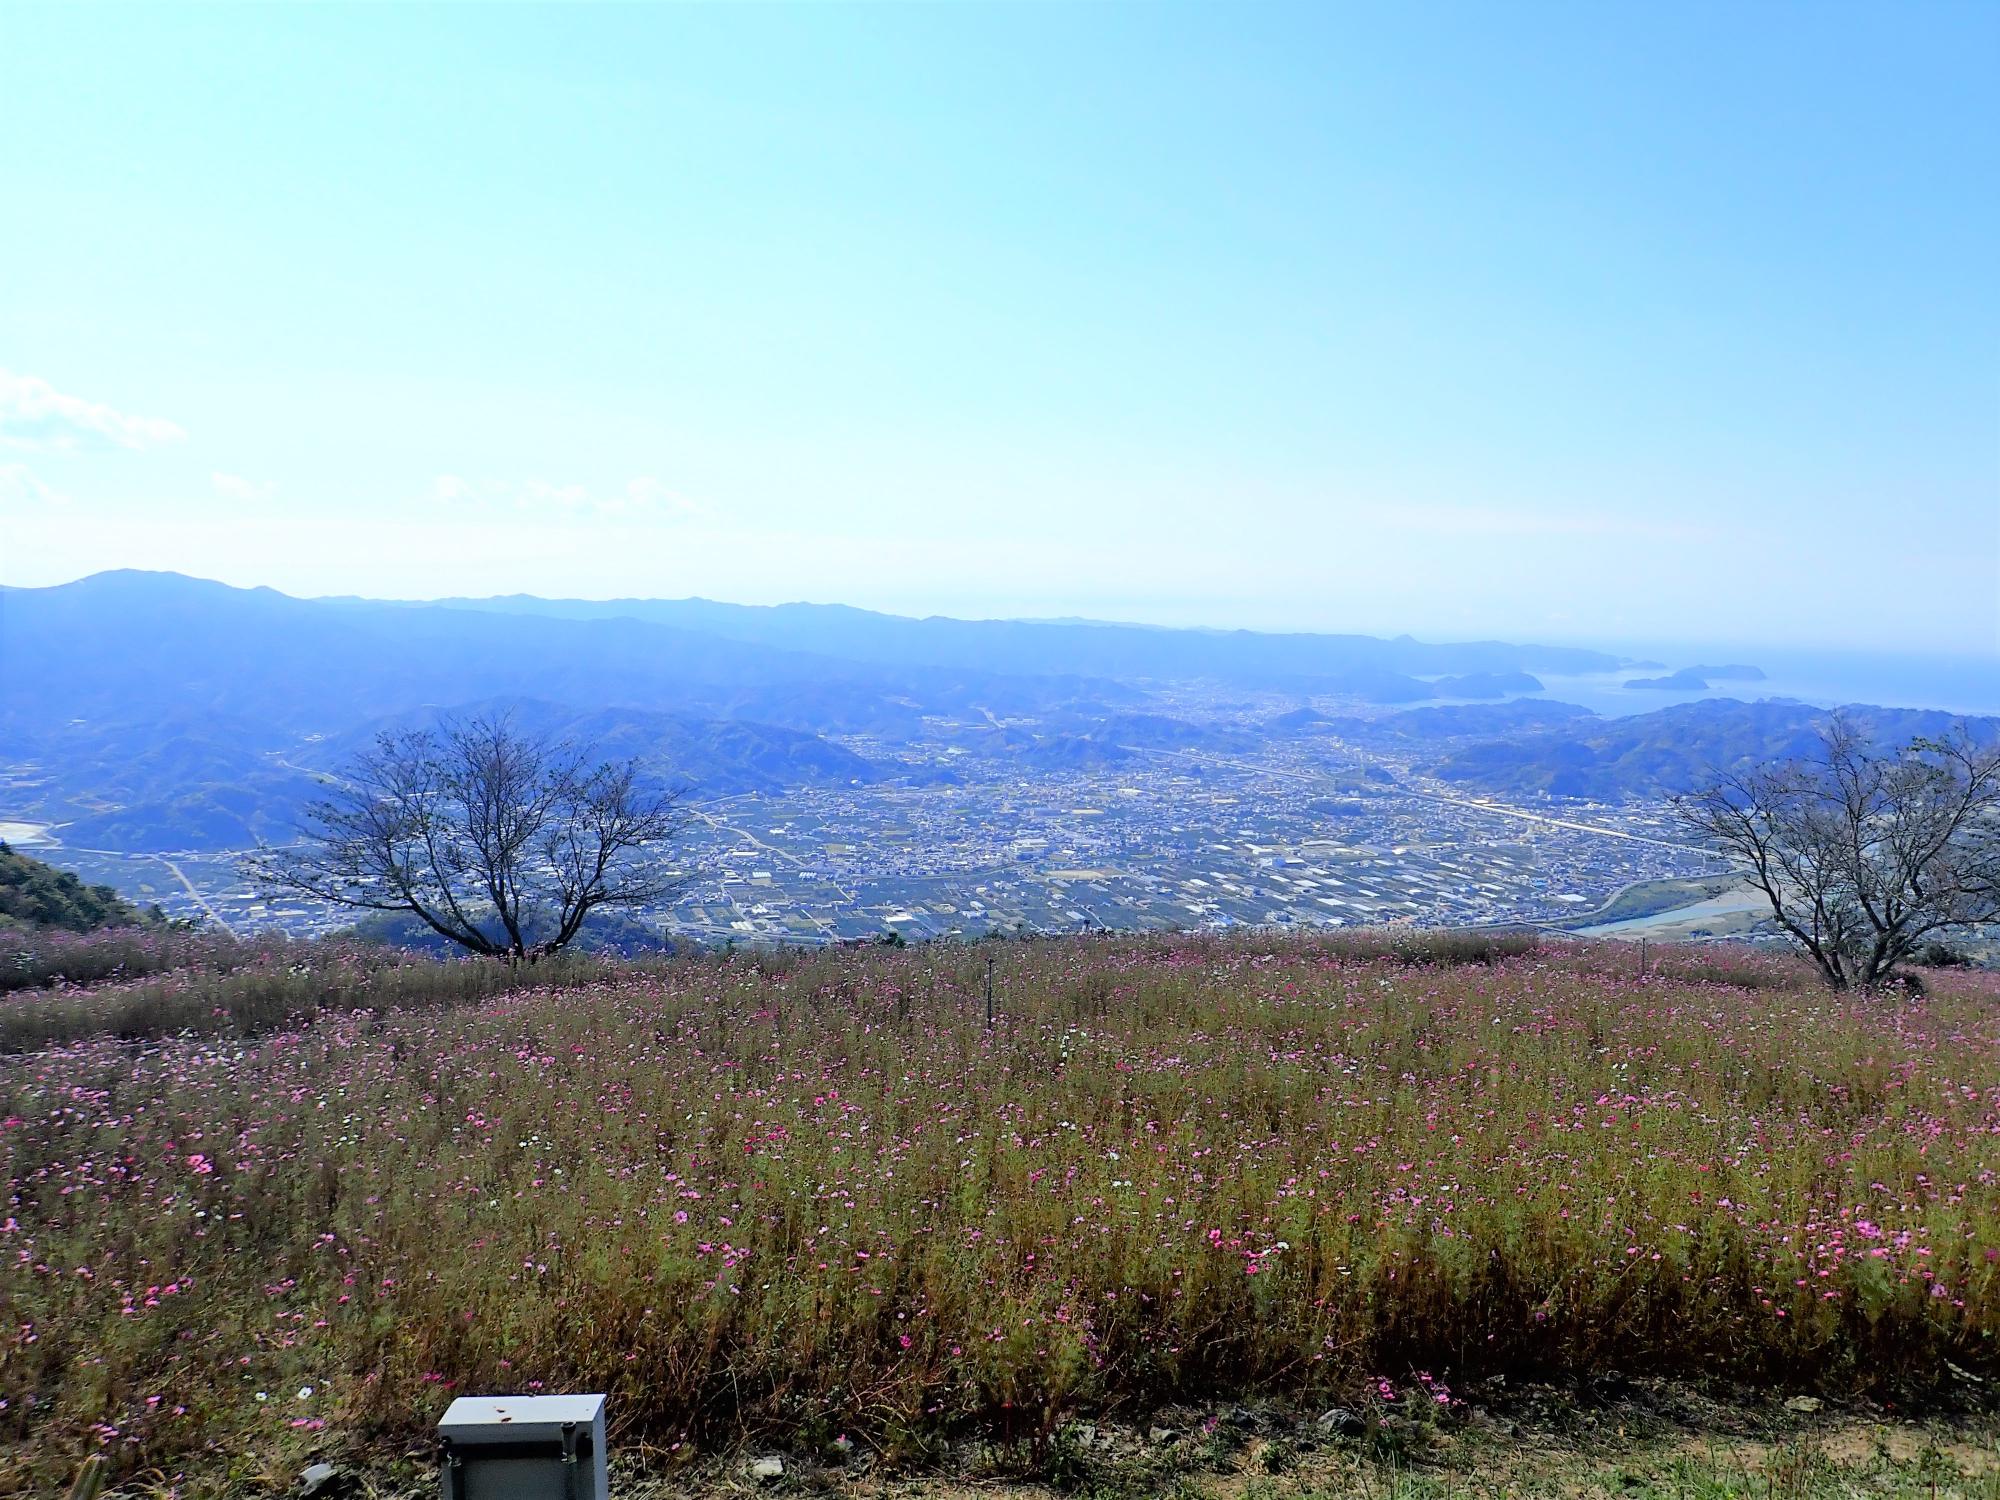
(11, 568, 2000, 710)
(3, 4, 1996, 654)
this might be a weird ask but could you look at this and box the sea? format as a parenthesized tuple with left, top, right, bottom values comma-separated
(1526, 643, 1998, 721)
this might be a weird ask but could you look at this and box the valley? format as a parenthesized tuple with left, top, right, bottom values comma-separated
(26, 689, 1728, 945)
(4, 572, 1992, 952)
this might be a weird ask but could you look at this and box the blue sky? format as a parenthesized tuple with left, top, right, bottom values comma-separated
(2, 3, 1994, 653)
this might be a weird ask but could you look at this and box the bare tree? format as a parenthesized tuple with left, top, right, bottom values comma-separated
(1672, 717, 2000, 990)
(258, 715, 691, 960)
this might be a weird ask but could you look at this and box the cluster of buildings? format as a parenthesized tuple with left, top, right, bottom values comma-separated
(19, 697, 1729, 947)
(652, 749, 1719, 945)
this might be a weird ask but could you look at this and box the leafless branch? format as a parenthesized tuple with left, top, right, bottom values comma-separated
(1671, 714, 2000, 990)
(254, 712, 693, 960)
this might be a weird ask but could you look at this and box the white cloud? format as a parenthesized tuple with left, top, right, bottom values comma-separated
(0, 369, 186, 451)
(616, 476, 709, 519)
(0, 462, 69, 507)
(211, 471, 274, 502)
(430, 473, 475, 504)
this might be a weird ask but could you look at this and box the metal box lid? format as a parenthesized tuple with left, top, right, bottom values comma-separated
(438, 1394, 606, 1445)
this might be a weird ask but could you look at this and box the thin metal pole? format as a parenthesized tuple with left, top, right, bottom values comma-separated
(984, 952, 995, 1030)
(438, 1439, 464, 1500)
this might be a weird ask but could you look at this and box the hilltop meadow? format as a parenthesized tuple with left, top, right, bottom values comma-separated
(2, 927, 1997, 1497)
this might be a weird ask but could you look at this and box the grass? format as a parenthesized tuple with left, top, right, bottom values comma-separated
(0, 934, 646, 1051)
(0, 928, 1539, 1050)
(0, 928, 1994, 1495)
(0, 925, 252, 995)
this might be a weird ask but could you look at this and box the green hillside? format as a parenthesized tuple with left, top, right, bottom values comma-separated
(0, 842, 155, 932)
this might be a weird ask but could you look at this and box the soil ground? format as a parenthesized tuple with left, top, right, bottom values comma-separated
(182, 1377, 1999, 1500)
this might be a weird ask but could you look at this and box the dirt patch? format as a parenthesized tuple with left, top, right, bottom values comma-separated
(301, 1381, 2000, 1500)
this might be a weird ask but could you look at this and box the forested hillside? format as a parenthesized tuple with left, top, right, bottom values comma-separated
(1431, 699, 2000, 800)
(0, 843, 155, 932)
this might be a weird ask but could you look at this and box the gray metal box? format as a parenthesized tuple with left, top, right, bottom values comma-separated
(437, 1394, 609, 1500)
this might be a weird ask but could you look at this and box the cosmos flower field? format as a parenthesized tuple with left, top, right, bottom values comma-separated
(3, 930, 1997, 1490)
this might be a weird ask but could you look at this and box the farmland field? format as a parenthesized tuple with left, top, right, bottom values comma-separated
(2, 930, 1997, 1495)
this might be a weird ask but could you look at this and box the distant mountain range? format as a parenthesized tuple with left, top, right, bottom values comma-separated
(1429, 699, 1999, 801)
(0, 570, 1646, 853)
(4, 570, 1983, 856)
(408, 588, 1626, 683)
(1, 570, 1134, 735)
(17, 697, 885, 853)
(1276, 699, 1600, 746)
